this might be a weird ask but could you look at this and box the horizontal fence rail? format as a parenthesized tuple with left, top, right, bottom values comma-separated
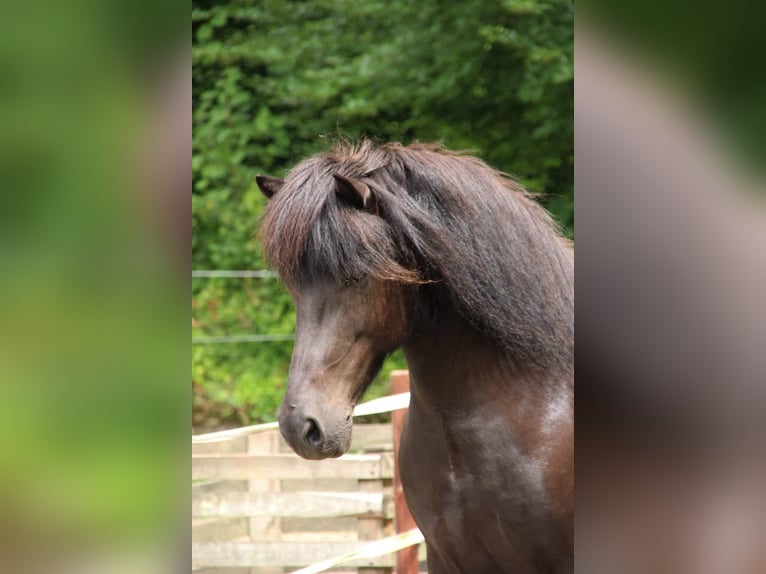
(193, 541, 396, 570)
(192, 533, 426, 571)
(193, 490, 391, 519)
(192, 392, 410, 444)
(192, 452, 394, 481)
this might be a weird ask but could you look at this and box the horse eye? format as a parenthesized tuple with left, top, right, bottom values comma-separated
(343, 276, 363, 287)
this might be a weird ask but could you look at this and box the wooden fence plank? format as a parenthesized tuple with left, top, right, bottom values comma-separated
(193, 491, 385, 519)
(192, 479, 248, 496)
(192, 453, 392, 481)
(191, 542, 396, 569)
(192, 517, 249, 543)
(349, 424, 393, 453)
(192, 435, 249, 455)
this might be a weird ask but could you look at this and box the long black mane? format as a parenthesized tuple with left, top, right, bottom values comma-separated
(261, 140, 573, 371)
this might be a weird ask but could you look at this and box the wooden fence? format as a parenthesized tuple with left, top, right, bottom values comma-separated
(192, 371, 424, 573)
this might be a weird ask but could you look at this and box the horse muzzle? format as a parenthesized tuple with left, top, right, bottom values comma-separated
(277, 402, 353, 460)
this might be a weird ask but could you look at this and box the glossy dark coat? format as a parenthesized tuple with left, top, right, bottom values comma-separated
(257, 141, 573, 573)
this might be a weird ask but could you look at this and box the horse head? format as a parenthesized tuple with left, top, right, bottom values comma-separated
(257, 172, 415, 459)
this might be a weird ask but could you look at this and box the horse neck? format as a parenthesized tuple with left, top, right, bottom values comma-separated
(401, 294, 571, 416)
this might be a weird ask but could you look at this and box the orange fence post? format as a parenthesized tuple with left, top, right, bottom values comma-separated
(391, 370, 419, 574)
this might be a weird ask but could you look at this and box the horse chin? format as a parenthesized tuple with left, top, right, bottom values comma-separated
(322, 425, 352, 459)
(325, 444, 349, 459)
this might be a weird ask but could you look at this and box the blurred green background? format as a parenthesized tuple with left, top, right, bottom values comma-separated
(192, 0, 574, 431)
(0, 0, 187, 569)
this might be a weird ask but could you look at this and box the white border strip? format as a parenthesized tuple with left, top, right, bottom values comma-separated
(192, 392, 410, 444)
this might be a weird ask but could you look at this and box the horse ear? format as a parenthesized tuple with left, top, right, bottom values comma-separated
(256, 175, 284, 199)
(333, 174, 376, 213)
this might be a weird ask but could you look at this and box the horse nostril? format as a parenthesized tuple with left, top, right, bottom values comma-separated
(304, 418, 322, 447)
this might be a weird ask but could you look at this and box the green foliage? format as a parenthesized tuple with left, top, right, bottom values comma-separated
(192, 0, 573, 429)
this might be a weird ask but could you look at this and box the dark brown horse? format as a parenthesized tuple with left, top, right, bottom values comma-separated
(257, 140, 573, 573)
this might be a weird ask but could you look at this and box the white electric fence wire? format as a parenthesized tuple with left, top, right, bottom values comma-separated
(288, 528, 425, 574)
